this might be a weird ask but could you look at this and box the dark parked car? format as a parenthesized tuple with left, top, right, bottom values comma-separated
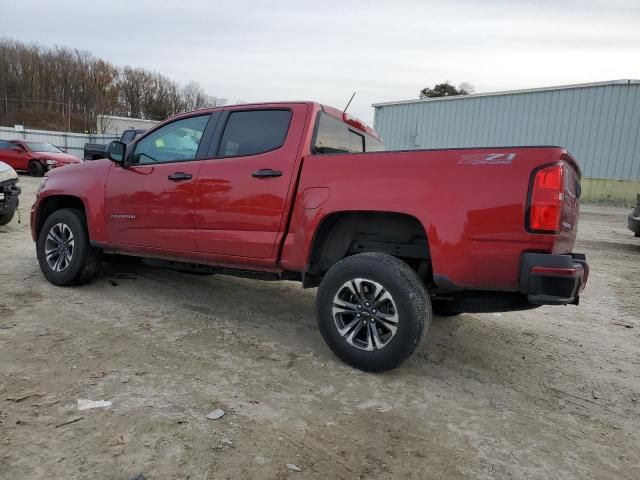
(629, 194, 640, 237)
(84, 129, 145, 160)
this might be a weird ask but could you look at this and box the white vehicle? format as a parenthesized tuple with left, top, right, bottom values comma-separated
(0, 161, 21, 225)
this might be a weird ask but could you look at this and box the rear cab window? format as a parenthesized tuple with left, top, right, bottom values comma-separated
(313, 112, 384, 154)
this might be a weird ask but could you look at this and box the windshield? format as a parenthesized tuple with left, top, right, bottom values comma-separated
(25, 142, 63, 153)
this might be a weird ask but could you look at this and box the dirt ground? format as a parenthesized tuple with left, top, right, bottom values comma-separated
(1, 175, 639, 480)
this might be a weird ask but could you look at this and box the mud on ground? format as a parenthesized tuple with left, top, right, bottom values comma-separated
(1, 176, 639, 479)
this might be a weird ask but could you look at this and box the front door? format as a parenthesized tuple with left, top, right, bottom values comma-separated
(194, 105, 308, 259)
(104, 114, 212, 252)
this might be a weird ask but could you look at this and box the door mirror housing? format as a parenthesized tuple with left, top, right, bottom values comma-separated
(12, 146, 25, 152)
(106, 141, 126, 164)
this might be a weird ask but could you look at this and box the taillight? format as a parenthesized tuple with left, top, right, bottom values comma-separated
(528, 164, 564, 233)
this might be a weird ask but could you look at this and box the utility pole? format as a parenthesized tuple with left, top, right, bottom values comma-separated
(68, 98, 71, 132)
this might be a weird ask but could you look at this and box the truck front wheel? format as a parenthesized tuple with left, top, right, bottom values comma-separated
(316, 253, 431, 372)
(36, 208, 101, 286)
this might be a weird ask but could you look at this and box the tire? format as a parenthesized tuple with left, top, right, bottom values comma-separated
(0, 210, 15, 225)
(36, 208, 101, 286)
(28, 160, 45, 177)
(316, 252, 431, 372)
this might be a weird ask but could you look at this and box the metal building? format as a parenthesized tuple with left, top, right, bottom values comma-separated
(97, 115, 159, 135)
(373, 80, 640, 204)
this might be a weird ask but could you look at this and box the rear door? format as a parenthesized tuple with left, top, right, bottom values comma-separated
(194, 105, 308, 258)
(104, 113, 214, 252)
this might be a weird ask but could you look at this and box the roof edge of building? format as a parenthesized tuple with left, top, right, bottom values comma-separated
(372, 79, 640, 108)
(97, 114, 159, 122)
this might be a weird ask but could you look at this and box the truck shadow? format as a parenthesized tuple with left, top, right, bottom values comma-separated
(97, 259, 583, 396)
(44, 258, 633, 426)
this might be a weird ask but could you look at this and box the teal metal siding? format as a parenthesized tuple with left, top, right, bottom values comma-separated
(373, 81, 640, 180)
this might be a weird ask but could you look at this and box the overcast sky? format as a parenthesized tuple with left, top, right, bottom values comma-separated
(2, 0, 639, 124)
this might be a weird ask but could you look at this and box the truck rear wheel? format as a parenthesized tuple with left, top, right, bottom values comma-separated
(36, 208, 101, 286)
(316, 252, 431, 372)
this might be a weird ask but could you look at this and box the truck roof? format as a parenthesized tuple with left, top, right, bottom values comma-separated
(161, 101, 380, 140)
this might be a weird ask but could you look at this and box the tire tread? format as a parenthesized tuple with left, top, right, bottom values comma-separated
(317, 252, 431, 372)
(37, 208, 101, 286)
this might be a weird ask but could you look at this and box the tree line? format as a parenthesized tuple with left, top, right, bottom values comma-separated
(0, 38, 225, 132)
(419, 82, 474, 99)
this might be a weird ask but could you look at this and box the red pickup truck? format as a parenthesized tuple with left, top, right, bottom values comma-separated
(31, 102, 588, 371)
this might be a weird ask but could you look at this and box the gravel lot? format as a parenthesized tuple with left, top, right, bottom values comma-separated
(1, 175, 639, 479)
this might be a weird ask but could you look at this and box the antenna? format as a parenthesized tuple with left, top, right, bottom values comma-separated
(343, 92, 356, 113)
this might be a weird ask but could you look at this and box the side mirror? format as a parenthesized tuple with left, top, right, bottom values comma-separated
(106, 141, 126, 164)
(12, 146, 24, 152)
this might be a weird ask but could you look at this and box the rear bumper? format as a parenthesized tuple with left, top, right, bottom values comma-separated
(520, 253, 589, 305)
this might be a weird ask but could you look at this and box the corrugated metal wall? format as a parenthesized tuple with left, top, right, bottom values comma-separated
(373, 81, 640, 180)
(0, 127, 118, 159)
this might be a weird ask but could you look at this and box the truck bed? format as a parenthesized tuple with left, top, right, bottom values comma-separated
(281, 145, 581, 292)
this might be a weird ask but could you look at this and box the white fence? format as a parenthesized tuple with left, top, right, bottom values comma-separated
(0, 126, 119, 159)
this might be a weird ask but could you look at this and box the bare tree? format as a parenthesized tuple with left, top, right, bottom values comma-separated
(181, 80, 209, 111)
(0, 37, 223, 131)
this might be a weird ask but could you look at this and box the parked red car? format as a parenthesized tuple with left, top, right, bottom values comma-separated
(0, 139, 82, 176)
(30, 102, 588, 371)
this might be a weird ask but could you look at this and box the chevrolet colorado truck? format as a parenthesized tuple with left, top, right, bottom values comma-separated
(31, 102, 589, 371)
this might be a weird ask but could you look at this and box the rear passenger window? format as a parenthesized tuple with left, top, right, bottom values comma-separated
(0, 140, 11, 150)
(218, 110, 292, 157)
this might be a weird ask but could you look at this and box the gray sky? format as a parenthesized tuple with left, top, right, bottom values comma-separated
(2, 0, 639, 124)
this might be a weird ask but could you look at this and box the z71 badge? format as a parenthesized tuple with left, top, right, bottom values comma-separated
(459, 153, 516, 165)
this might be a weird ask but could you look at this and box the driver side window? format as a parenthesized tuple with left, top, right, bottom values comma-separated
(132, 115, 210, 165)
